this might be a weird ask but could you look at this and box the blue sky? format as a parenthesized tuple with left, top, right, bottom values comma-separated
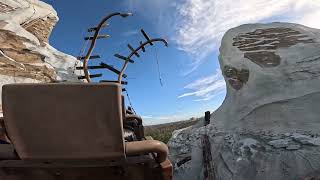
(43, 0, 320, 125)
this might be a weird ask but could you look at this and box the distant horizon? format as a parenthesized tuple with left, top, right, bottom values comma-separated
(43, 0, 320, 125)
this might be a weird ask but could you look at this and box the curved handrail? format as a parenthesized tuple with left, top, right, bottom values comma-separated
(82, 12, 132, 82)
(125, 140, 169, 163)
(118, 38, 168, 83)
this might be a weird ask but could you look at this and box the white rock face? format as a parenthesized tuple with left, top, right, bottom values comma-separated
(0, 0, 81, 113)
(169, 23, 320, 180)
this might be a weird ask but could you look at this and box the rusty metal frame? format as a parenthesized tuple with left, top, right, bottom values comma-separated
(117, 38, 168, 83)
(82, 12, 132, 82)
(125, 140, 169, 163)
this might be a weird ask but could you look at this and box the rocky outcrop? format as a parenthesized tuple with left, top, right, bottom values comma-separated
(0, 0, 81, 114)
(169, 23, 320, 180)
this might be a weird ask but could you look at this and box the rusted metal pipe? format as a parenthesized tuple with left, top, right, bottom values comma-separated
(82, 12, 132, 82)
(125, 140, 169, 163)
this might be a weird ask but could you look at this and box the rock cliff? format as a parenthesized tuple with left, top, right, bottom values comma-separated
(169, 23, 320, 180)
(0, 0, 81, 115)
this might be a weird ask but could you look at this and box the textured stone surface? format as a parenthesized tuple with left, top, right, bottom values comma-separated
(0, 2, 14, 13)
(223, 65, 249, 90)
(24, 16, 57, 44)
(0, 0, 82, 113)
(233, 27, 314, 68)
(169, 23, 320, 180)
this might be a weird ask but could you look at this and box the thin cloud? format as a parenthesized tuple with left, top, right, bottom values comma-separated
(174, 0, 320, 65)
(122, 30, 138, 37)
(178, 69, 226, 101)
(125, 0, 175, 35)
(125, 0, 320, 74)
(141, 115, 153, 119)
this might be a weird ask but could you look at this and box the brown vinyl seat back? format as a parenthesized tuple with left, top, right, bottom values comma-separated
(1, 83, 125, 160)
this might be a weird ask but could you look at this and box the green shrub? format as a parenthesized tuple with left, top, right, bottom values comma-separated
(144, 119, 199, 144)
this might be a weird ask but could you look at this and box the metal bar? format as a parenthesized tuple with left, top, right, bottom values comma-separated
(114, 54, 134, 63)
(87, 23, 109, 32)
(141, 29, 153, 45)
(118, 38, 168, 83)
(177, 156, 191, 167)
(0, 156, 155, 168)
(77, 55, 100, 60)
(100, 80, 128, 85)
(82, 12, 132, 82)
(100, 62, 127, 78)
(205, 111, 210, 126)
(76, 65, 109, 70)
(84, 34, 110, 41)
(140, 41, 145, 52)
(128, 44, 140, 57)
(78, 74, 102, 79)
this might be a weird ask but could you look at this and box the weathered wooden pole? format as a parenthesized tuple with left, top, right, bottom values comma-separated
(202, 111, 215, 180)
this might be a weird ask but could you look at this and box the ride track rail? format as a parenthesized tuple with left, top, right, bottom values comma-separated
(77, 12, 168, 85)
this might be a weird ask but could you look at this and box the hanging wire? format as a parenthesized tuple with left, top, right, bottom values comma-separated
(73, 30, 90, 75)
(78, 32, 90, 57)
(154, 48, 163, 86)
(125, 89, 136, 114)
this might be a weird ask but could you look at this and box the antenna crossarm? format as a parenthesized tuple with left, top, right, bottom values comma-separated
(118, 38, 168, 83)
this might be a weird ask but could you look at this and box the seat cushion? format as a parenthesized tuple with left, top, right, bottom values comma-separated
(2, 83, 125, 160)
(0, 144, 18, 160)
